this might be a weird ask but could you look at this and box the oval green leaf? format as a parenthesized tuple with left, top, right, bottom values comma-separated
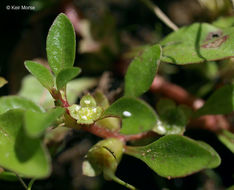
(103, 97, 158, 135)
(46, 13, 76, 75)
(24, 107, 65, 137)
(160, 23, 234, 64)
(125, 135, 221, 178)
(56, 67, 81, 90)
(0, 110, 51, 178)
(125, 44, 161, 97)
(153, 99, 192, 135)
(194, 84, 234, 117)
(0, 96, 43, 115)
(24, 61, 54, 90)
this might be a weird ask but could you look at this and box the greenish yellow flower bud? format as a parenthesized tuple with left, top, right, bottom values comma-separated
(82, 138, 136, 189)
(68, 94, 103, 125)
(82, 138, 124, 179)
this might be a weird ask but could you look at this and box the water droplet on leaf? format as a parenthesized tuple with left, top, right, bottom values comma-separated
(122, 111, 132, 117)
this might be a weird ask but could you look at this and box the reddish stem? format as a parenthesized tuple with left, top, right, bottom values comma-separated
(51, 88, 70, 108)
(81, 124, 157, 142)
(151, 76, 204, 110)
(150, 76, 231, 132)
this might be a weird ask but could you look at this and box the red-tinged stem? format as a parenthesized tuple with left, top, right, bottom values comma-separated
(81, 124, 157, 142)
(60, 98, 70, 108)
(51, 88, 70, 108)
(151, 76, 204, 110)
(150, 76, 231, 132)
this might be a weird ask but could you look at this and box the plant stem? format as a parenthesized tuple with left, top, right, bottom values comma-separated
(51, 88, 70, 108)
(81, 124, 157, 142)
(140, 0, 178, 31)
(15, 173, 28, 190)
(110, 174, 137, 190)
(27, 179, 35, 190)
(150, 76, 231, 132)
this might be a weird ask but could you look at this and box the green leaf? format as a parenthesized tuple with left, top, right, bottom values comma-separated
(0, 96, 43, 115)
(125, 44, 161, 97)
(18, 75, 55, 109)
(18, 75, 97, 109)
(96, 117, 121, 132)
(0, 77, 7, 88)
(103, 97, 158, 135)
(153, 99, 192, 135)
(212, 16, 234, 28)
(194, 84, 234, 117)
(125, 135, 221, 178)
(0, 110, 51, 178)
(93, 90, 110, 110)
(24, 107, 65, 137)
(160, 23, 234, 64)
(24, 61, 54, 90)
(217, 130, 234, 153)
(46, 13, 76, 75)
(0, 171, 18, 181)
(56, 67, 81, 90)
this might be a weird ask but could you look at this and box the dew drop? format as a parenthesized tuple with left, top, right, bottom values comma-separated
(156, 120, 166, 134)
(75, 105, 81, 112)
(122, 111, 132, 117)
(84, 100, 91, 105)
(146, 149, 152, 153)
(81, 115, 88, 120)
(158, 125, 166, 134)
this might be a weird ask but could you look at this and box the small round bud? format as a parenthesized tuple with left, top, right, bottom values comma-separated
(80, 94, 97, 107)
(82, 138, 124, 179)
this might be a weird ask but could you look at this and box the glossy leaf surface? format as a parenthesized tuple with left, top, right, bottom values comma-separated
(103, 97, 157, 134)
(125, 44, 161, 97)
(46, 13, 76, 75)
(160, 23, 234, 64)
(0, 110, 51, 178)
(125, 135, 221, 178)
(0, 96, 43, 115)
(24, 61, 54, 90)
(24, 107, 65, 137)
(56, 67, 81, 90)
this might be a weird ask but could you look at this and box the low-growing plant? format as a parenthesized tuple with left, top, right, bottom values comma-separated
(0, 4, 234, 190)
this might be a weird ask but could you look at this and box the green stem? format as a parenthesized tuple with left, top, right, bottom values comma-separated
(139, 0, 178, 31)
(15, 173, 27, 190)
(27, 179, 35, 190)
(111, 174, 137, 190)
